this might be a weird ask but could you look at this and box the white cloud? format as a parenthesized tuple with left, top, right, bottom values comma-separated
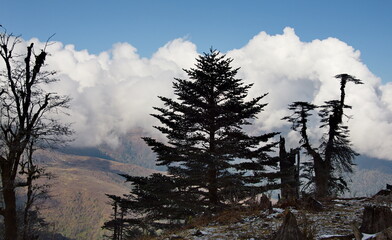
(40, 38, 198, 147)
(15, 27, 392, 161)
(228, 27, 388, 159)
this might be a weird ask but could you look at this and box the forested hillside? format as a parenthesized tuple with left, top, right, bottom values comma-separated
(32, 150, 158, 240)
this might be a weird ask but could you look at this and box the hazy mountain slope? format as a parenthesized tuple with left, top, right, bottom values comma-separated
(34, 150, 158, 240)
(346, 155, 392, 197)
(349, 168, 392, 197)
(98, 128, 161, 170)
(59, 128, 161, 170)
(356, 155, 392, 174)
(57, 147, 115, 161)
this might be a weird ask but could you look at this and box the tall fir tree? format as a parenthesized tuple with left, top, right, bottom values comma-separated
(106, 49, 280, 237)
(143, 49, 278, 209)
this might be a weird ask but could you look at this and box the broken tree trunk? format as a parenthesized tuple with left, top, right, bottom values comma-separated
(279, 137, 300, 201)
(274, 210, 305, 240)
(259, 194, 273, 213)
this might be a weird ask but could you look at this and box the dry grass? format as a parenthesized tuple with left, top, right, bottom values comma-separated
(143, 206, 268, 240)
(372, 194, 392, 206)
(135, 236, 160, 240)
(297, 212, 317, 240)
(190, 206, 263, 227)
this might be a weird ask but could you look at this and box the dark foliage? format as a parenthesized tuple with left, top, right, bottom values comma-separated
(104, 49, 279, 238)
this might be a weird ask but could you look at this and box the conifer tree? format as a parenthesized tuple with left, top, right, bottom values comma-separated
(143, 49, 278, 209)
(106, 49, 280, 237)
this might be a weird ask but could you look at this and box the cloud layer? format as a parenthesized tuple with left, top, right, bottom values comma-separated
(20, 27, 392, 160)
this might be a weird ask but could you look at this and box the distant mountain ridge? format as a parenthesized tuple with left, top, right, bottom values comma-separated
(57, 147, 114, 161)
(355, 155, 392, 174)
(63, 128, 392, 173)
(59, 141, 392, 197)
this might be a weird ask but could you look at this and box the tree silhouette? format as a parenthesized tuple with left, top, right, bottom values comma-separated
(0, 27, 72, 240)
(143, 49, 278, 209)
(278, 136, 300, 201)
(106, 49, 279, 237)
(283, 74, 362, 197)
(19, 140, 53, 240)
(319, 74, 362, 194)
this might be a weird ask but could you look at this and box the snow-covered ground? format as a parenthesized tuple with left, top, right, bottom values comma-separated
(159, 196, 391, 240)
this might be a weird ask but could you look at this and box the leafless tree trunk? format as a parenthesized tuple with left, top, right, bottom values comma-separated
(0, 26, 71, 240)
(19, 141, 52, 240)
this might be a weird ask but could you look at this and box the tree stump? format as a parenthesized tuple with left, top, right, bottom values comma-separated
(274, 210, 305, 240)
(360, 205, 392, 234)
(259, 194, 273, 212)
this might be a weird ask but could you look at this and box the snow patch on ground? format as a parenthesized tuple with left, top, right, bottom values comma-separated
(161, 197, 391, 240)
(362, 233, 377, 239)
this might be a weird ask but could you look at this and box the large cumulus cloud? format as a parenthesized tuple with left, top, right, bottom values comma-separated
(38, 38, 198, 146)
(18, 27, 392, 160)
(228, 27, 390, 160)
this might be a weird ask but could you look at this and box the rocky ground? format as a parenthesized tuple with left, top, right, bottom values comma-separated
(153, 195, 392, 240)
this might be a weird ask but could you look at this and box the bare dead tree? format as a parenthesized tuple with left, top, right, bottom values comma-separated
(283, 74, 362, 198)
(0, 26, 72, 240)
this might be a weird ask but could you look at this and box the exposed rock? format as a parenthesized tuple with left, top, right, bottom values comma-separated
(193, 229, 204, 237)
(360, 205, 392, 234)
(274, 210, 305, 240)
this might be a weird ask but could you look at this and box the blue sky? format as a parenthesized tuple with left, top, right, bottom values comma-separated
(2, 0, 392, 82)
